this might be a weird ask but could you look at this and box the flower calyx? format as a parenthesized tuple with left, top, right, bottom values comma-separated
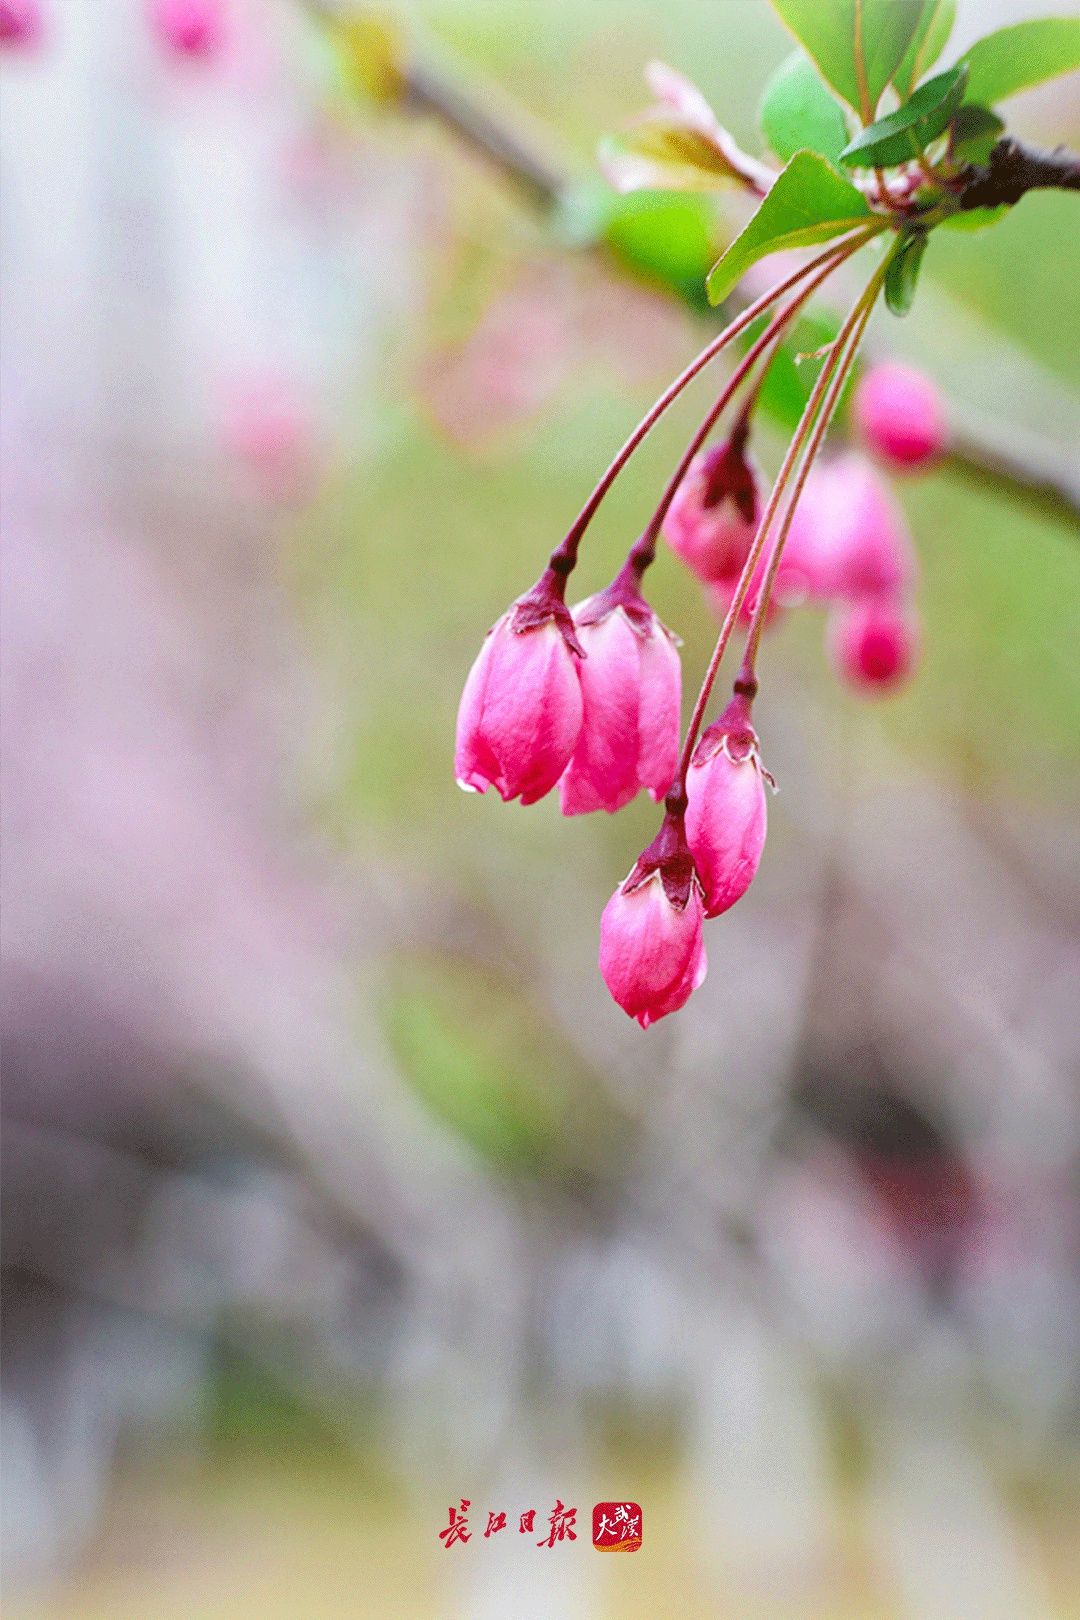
(509, 566, 585, 657)
(621, 805, 702, 912)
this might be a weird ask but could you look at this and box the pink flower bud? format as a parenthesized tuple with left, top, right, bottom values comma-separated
(684, 696, 769, 919)
(455, 586, 584, 806)
(559, 594, 680, 816)
(0, 0, 41, 47)
(149, 0, 224, 58)
(663, 433, 760, 584)
(707, 465, 841, 623)
(854, 362, 946, 469)
(817, 454, 917, 600)
(827, 594, 920, 693)
(599, 814, 706, 1026)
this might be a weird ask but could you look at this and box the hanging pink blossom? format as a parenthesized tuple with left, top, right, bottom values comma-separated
(455, 587, 584, 806)
(599, 813, 706, 1026)
(827, 594, 921, 692)
(559, 595, 680, 815)
(684, 695, 770, 918)
(854, 362, 945, 469)
(663, 432, 761, 584)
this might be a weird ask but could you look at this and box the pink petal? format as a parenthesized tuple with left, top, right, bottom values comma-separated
(599, 874, 704, 1023)
(455, 618, 583, 804)
(637, 924, 707, 1027)
(636, 624, 681, 802)
(684, 749, 767, 918)
(644, 60, 718, 132)
(559, 609, 642, 815)
(826, 455, 916, 599)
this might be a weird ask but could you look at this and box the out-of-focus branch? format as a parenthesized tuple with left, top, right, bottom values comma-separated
(402, 59, 565, 209)
(304, 4, 1080, 530)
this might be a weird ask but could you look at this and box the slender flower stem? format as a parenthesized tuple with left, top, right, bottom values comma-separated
(666, 249, 895, 806)
(544, 230, 883, 581)
(617, 249, 858, 584)
(739, 258, 890, 677)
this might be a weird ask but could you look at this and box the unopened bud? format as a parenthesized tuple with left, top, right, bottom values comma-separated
(854, 362, 945, 469)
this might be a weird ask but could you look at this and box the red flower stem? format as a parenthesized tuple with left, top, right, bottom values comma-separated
(739, 257, 892, 679)
(621, 241, 864, 580)
(665, 249, 892, 813)
(544, 228, 883, 584)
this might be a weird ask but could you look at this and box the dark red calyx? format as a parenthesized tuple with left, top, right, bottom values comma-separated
(510, 567, 585, 656)
(622, 808, 700, 910)
(693, 689, 758, 765)
(575, 559, 657, 638)
(700, 425, 758, 525)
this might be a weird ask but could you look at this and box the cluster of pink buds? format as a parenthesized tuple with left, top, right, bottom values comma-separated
(0, 0, 42, 48)
(667, 440, 923, 696)
(456, 547, 773, 1025)
(455, 556, 681, 814)
(457, 232, 941, 1024)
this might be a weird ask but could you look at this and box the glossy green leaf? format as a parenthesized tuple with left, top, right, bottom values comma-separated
(839, 64, 967, 168)
(706, 150, 873, 306)
(894, 0, 956, 96)
(949, 103, 1004, 165)
(961, 17, 1080, 106)
(885, 229, 928, 315)
(939, 205, 1009, 232)
(759, 51, 850, 164)
(768, 0, 926, 114)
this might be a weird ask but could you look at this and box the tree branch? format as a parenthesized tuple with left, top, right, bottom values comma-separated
(305, 6, 1080, 530)
(957, 136, 1080, 212)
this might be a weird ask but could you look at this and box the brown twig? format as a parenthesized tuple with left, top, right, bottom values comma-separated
(956, 136, 1080, 211)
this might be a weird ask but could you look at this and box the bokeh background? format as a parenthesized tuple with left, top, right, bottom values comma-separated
(2, 1, 1079, 1615)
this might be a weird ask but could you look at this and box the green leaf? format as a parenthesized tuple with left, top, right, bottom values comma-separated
(949, 103, 1004, 165)
(768, 0, 926, 115)
(601, 190, 720, 307)
(885, 229, 928, 315)
(839, 64, 967, 168)
(939, 205, 1009, 233)
(759, 51, 851, 164)
(706, 150, 873, 306)
(894, 0, 956, 96)
(961, 17, 1080, 106)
